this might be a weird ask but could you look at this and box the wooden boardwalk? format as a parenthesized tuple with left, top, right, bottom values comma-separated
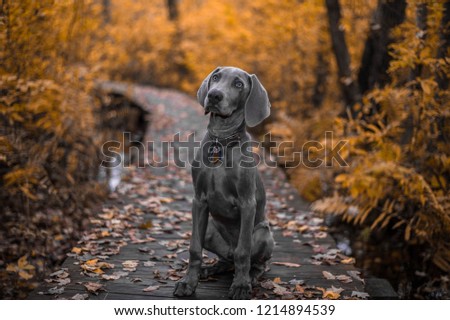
(29, 84, 394, 300)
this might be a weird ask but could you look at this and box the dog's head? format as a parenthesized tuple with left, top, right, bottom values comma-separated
(197, 66, 271, 127)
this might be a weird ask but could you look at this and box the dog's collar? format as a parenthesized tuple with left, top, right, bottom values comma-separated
(206, 121, 246, 164)
(207, 121, 246, 147)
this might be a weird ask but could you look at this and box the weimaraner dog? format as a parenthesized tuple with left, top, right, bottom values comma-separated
(173, 66, 274, 299)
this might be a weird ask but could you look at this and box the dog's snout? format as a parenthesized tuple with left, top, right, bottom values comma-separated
(207, 89, 223, 103)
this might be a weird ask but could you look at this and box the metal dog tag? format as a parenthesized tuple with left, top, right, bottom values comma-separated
(208, 139, 223, 164)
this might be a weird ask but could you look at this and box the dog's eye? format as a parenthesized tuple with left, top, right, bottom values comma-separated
(211, 75, 219, 81)
(235, 81, 243, 88)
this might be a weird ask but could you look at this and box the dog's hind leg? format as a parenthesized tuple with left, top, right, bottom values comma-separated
(201, 219, 234, 278)
(250, 221, 274, 285)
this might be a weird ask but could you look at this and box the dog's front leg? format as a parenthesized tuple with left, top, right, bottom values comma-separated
(173, 197, 208, 296)
(229, 199, 255, 300)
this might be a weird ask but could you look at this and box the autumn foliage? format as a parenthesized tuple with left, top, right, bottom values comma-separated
(0, 0, 449, 298)
(0, 0, 106, 297)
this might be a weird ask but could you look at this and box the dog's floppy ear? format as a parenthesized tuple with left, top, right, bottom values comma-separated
(245, 74, 271, 127)
(197, 67, 221, 109)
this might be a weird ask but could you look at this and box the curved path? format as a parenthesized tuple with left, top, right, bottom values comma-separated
(30, 83, 389, 300)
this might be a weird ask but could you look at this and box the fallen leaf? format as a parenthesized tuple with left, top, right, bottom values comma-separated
(122, 260, 139, 272)
(71, 293, 89, 300)
(138, 221, 153, 230)
(18, 255, 34, 270)
(131, 278, 142, 283)
(143, 285, 160, 292)
(144, 261, 156, 267)
(295, 284, 305, 293)
(56, 278, 71, 286)
(168, 274, 182, 281)
(19, 270, 34, 280)
(159, 197, 174, 203)
(85, 259, 99, 266)
(273, 277, 282, 284)
(49, 269, 68, 278)
(273, 284, 288, 296)
(100, 230, 110, 238)
(347, 270, 364, 283)
(98, 262, 115, 269)
(81, 261, 104, 274)
(298, 225, 309, 233)
(99, 211, 115, 220)
(6, 255, 35, 280)
(314, 232, 327, 239)
(84, 282, 105, 295)
(322, 291, 340, 299)
(48, 287, 64, 295)
(320, 286, 343, 300)
(341, 257, 355, 264)
(272, 262, 301, 268)
(261, 280, 275, 290)
(101, 274, 121, 281)
(288, 279, 305, 285)
(322, 271, 336, 280)
(71, 247, 82, 255)
(330, 286, 344, 294)
(336, 274, 353, 283)
(282, 230, 293, 237)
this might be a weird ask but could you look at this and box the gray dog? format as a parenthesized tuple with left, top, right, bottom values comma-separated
(173, 66, 274, 300)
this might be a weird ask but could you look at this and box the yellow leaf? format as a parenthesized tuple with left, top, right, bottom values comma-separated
(159, 197, 174, 204)
(404, 225, 411, 241)
(335, 174, 348, 183)
(341, 257, 355, 264)
(19, 270, 34, 280)
(370, 212, 386, 230)
(420, 79, 436, 96)
(85, 259, 99, 266)
(6, 264, 17, 273)
(18, 255, 35, 271)
(91, 268, 105, 274)
(273, 277, 282, 284)
(100, 230, 110, 238)
(71, 247, 82, 254)
(323, 291, 340, 299)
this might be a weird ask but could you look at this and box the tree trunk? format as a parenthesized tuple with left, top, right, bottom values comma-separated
(165, 0, 190, 88)
(325, 0, 361, 115)
(436, 1, 450, 90)
(357, 0, 407, 94)
(312, 50, 329, 108)
(167, 0, 179, 21)
(102, 0, 111, 24)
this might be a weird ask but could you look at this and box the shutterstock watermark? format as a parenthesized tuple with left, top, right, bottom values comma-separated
(100, 131, 348, 169)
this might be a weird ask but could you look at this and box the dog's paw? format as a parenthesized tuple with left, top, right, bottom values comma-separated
(250, 264, 266, 286)
(173, 278, 197, 297)
(228, 282, 252, 300)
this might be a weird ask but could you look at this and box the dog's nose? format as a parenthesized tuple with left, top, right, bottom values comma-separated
(207, 90, 223, 103)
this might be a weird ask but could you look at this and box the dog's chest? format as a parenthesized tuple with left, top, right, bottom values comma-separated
(198, 166, 240, 220)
